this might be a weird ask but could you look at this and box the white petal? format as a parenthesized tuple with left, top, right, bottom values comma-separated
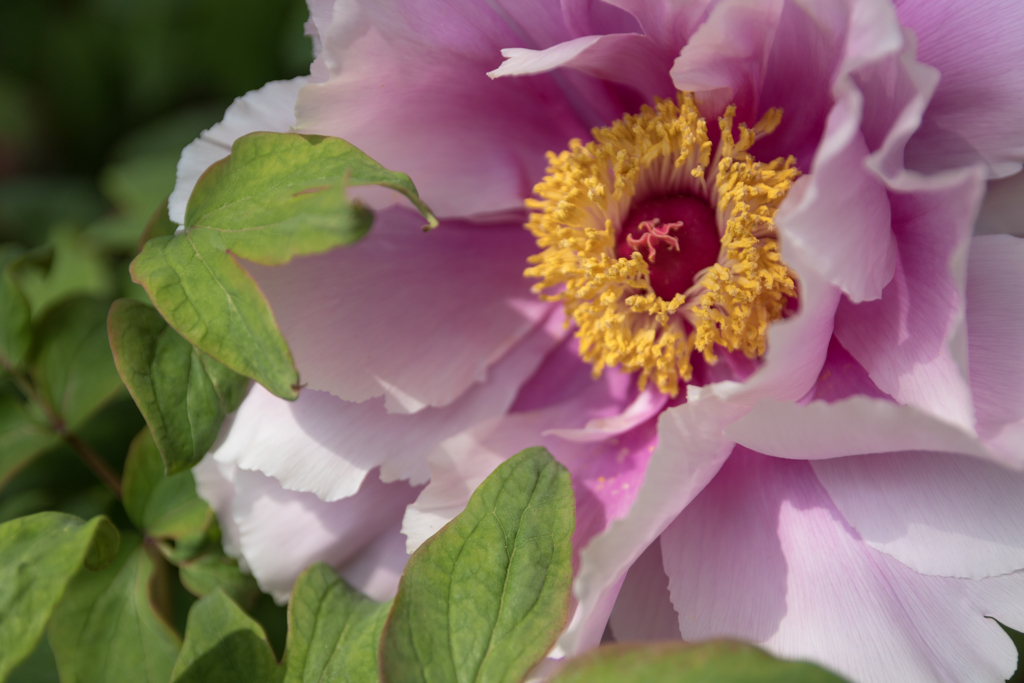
(608, 539, 681, 642)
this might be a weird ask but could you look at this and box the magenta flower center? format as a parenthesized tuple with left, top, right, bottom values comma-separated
(616, 194, 721, 302)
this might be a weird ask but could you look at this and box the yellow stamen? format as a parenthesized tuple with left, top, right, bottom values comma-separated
(525, 94, 798, 396)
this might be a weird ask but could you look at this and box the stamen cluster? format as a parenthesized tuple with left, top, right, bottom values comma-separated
(525, 93, 798, 396)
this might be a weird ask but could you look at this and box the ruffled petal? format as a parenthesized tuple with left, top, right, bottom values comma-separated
(813, 450, 1024, 579)
(607, 539, 682, 642)
(601, 0, 712, 55)
(967, 235, 1024, 440)
(558, 391, 748, 655)
(833, 167, 987, 431)
(295, 0, 601, 218)
(975, 171, 1024, 236)
(898, 0, 1024, 177)
(245, 207, 549, 411)
(168, 77, 306, 225)
(200, 462, 417, 603)
(210, 309, 563, 499)
(661, 449, 1019, 683)
(488, 33, 675, 102)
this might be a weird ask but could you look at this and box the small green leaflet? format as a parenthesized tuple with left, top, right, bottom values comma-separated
(380, 447, 575, 683)
(109, 300, 248, 474)
(130, 132, 437, 400)
(548, 641, 850, 683)
(0, 512, 119, 680)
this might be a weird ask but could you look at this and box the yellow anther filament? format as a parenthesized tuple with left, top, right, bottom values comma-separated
(525, 94, 798, 396)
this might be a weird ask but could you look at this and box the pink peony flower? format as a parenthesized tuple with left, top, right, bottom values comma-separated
(171, 0, 1024, 679)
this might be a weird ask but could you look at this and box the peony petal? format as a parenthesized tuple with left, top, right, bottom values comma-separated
(774, 87, 895, 303)
(813, 450, 1024, 579)
(601, 0, 712, 55)
(228, 466, 418, 603)
(295, 0, 600, 219)
(245, 207, 550, 411)
(168, 77, 306, 225)
(488, 33, 675, 102)
(558, 391, 747, 655)
(210, 309, 564, 500)
(544, 385, 667, 443)
(661, 449, 1018, 683)
(967, 235, 1024, 440)
(607, 539, 682, 642)
(724, 392, 1007, 465)
(192, 452, 245, 567)
(975, 171, 1024, 237)
(898, 0, 1024, 177)
(833, 167, 987, 431)
(336, 520, 409, 602)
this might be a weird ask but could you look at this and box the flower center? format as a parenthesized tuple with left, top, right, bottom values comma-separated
(616, 195, 721, 301)
(524, 93, 799, 397)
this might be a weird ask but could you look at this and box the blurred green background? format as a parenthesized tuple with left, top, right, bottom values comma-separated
(0, 0, 310, 677)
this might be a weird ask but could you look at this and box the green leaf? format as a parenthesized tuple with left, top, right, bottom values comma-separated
(30, 297, 125, 430)
(0, 393, 59, 490)
(130, 132, 437, 400)
(122, 427, 214, 557)
(0, 512, 119, 680)
(280, 563, 390, 683)
(15, 227, 114, 319)
(171, 590, 277, 683)
(548, 642, 850, 683)
(49, 532, 181, 683)
(178, 552, 260, 610)
(108, 299, 248, 473)
(380, 447, 575, 683)
(0, 245, 31, 367)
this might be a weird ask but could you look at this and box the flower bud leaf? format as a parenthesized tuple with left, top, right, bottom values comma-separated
(49, 533, 181, 683)
(130, 132, 437, 401)
(108, 299, 248, 474)
(547, 641, 850, 682)
(380, 446, 575, 683)
(31, 297, 125, 430)
(170, 589, 277, 683)
(281, 563, 390, 683)
(122, 426, 215, 556)
(0, 512, 120, 680)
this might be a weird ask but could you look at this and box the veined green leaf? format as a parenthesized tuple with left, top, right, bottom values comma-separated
(131, 132, 437, 400)
(547, 641, 850, 683)
(49, 533, 181, 683)
(171, 590, 277, 683)
(380, 447, 575, 683)
(0, 245, 31, 367)
(178, 552, 259, 610)
(0, 512, 119, 680)
(108, 299, 247, 473)
(0, 393, 59, 491)
(281, 563, 390, 683)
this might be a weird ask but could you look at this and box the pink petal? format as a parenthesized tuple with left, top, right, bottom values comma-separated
(607, 539, 681, 642)
(295, 1, 597, 219)
(897, 0, 1024, 177)
(335, 520, 410, 602)
(168, 77, 307, 225)
(774, 90, 895, 302)
(210, 310, 563, 500)
(834, 167, 987, 431)
(488, 33, 675, 102)
(558, 392, 748, 655)
(975, 171, 1024, 237)
(228, 465, 417, 603)
(602, 0, 713, 55)
(661, 449, 1018, 683)
(967, 235, 1024, 442)
(813, 450, 1024, 579)
(245, 207, 550, 411)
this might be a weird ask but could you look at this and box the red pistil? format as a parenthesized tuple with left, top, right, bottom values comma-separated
(617, 194, 721, 300)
